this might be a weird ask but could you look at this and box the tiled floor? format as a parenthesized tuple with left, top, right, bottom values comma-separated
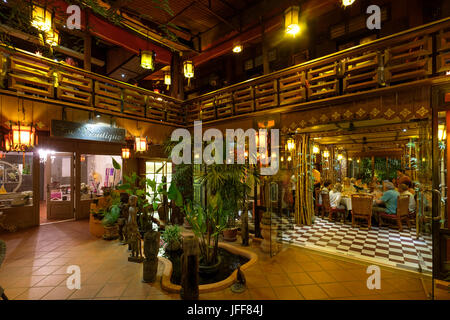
(0, 220, 448, 300)
(276, 216, 433, 274)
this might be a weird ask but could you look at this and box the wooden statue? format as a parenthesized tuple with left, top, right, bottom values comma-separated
(169, 201, 184, 225)
(142, 230, 160, 283)
(127, 195, 144, 263)
(231, 264, 246, 293)
(180, 235, 199, 300)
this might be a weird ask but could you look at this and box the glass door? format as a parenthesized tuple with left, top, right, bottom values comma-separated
(46, 152, 74, 221)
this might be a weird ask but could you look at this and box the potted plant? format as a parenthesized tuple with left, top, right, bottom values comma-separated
(161, 224, 182, 251)
(101, 190, 121, 240)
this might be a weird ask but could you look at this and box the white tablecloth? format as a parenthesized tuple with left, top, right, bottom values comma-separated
(340, 197, 352, 211)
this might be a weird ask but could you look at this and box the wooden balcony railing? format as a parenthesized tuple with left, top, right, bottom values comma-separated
(1, 17, 450, 128)
(0, 46, 185, 126)
(184, 17, 450, 125)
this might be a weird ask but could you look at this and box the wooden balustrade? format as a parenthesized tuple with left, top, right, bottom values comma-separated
(184, 18, 450, 125)
(0, 46, 184, 126)
(1, 17, 450, 128)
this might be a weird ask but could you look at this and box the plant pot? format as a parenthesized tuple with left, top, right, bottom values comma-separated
(223, 228, 238, 242)
(199, 255, 222, 276)
(103, 224, 119, 240)
(165, 240, 181, 252)
(89, 214, 104, 238)
(183, 217, 192, 229)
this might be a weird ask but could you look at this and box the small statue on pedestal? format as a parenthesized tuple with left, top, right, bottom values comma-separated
(142, 230, 160, 283)
(127, 195, 144, 263)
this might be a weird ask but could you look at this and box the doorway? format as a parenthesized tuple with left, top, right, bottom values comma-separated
(40, 151, 75, 224)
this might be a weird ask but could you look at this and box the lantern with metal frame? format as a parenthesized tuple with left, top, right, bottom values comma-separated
(45, 28, 60, 47)
(164, 70, 171, 90)
(121, 147, 131, 159)
(140, 50, 155, 70)
(284, 6, 300, 37)
(342, 0, 356, 7)
(4, 122, 37, 152)
(438, 124, 447, 141)
(183, 60, 194, 86)
(323, 150, 330, 158)
(286, 137, 295, 152)
(135, 137, 147, 152)
(31, 3, 52, 32)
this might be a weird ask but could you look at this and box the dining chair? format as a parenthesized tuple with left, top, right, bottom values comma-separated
(379, 195, 411, 232)
(351, 194, 374, 229)
(321, 192, 330, 219)
(0, 239, 7, 300)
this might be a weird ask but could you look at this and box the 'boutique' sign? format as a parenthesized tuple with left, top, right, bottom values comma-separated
(51, 120, 126, 143)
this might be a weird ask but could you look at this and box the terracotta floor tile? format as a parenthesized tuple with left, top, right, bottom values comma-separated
(319, 283, 353, 298)
(307, 271, 336, 284)
(296, 284, 329, 300)
(32, 265, 61, 276)
(379, 292, 411, 300)
(246, 274, 271, 288)
(34, 275, 68, 287)
(122, 282, 161, 297)
(2, 287, 28, 300)
(248, 287, 278, 300)
(41, 286, 75, 300)
(68, 284, 103, 299)
(6, 275, 47, 288)
(273, 286, 305, 300)
(287, 272, 315, 285)
(119, 295, 148, 300)
(266, 273, 292, 287)
(96, 283, 128, 298)
(299, 262, 323, 272)
(405, 290, 429, 300)
(341, 280, 381, 296)
(14, 287, 54, 300)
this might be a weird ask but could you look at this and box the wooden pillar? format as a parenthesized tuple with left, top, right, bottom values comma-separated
(170, 53, 183, 100)
(261, 20, 270, 75)
(75, 151, 81, 220)
(84, 34, 92, 71)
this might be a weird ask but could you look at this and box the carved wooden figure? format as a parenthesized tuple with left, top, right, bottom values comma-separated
(127, 195, 144, 263)
(142, 230, 160, 283)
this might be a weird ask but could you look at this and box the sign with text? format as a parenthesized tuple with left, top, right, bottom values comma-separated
(51, 120, 126, 144)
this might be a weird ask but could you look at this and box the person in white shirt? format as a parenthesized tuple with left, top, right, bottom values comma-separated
(329, 183, 345, 209)
(399, 183, 416, 213)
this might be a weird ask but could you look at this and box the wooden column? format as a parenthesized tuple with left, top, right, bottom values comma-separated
(75, 151, 81, 220)
(84, 34, 92, 72)
(170, 53, 183, 100)
(261, 20, 270, 75)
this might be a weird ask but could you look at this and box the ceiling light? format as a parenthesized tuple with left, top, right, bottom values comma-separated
(284, 6, 300, 37)
(140, 50, 155, 70)
(342, 0, 356, 7)
(232, 44, 242, 53)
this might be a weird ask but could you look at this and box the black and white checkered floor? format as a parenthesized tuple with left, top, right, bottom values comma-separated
(273, 216, 433, 274)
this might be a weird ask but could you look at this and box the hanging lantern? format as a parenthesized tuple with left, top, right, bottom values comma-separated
(45, 29, 60, 47)
(438, 124, 447, 141)
(135, 137, 147, 152)
(312, 145, 320, 154)
(286, 137, 295, 151)
(337, 153, 343, 161)
(140, 50, 155, 70)
(342, 0, 356, 7)
(287, 156, 292, 162)
(31, 3, 52, 32)
(232, 41, 243, 53)
(5, 122, 36, 152)
(323, 150, 330, 158)
(121, 147, 131, 159)
(164, 71, 171, 86)
(284, 6, 300, 37)
(183, 60, 194, 79)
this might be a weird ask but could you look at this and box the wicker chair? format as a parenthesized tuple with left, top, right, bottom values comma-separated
(351, 194, 374, 229)
(0, 239, 7, 300)
(379, 195, 411, 232)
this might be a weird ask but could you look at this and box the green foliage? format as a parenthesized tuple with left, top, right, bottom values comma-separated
(102, 204, 120, 226)
(161, 224, 181, 244)
(184, 202, 228, 265)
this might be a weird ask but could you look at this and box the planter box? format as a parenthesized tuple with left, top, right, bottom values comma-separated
(89, 214, 104, 238)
